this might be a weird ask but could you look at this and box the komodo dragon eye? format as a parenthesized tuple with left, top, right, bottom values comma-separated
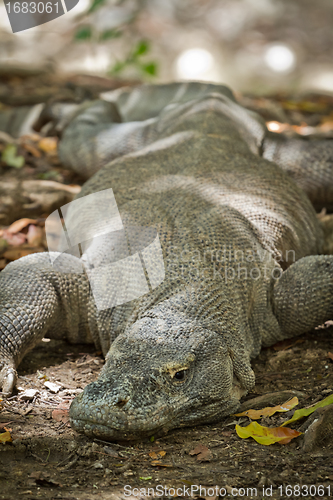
(174, 370, 186, 381)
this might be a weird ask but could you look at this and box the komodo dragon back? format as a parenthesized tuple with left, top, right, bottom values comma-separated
(0, 82, 332, 440)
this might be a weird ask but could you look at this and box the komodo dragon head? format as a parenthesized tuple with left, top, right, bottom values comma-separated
(69, 304, 255, 441)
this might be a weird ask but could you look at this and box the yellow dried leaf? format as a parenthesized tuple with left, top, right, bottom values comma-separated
(234, 397, 298, 419)
(149, 450, 166, 459)
(236, 421, 301, 445)
(0, 431, 12, 444)
(38, 137, 58, 155)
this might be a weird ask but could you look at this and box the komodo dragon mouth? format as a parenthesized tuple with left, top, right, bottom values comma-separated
(69, 382, 244, 441)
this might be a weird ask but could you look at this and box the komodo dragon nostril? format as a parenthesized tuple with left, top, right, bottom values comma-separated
(115, 398, 130, 408)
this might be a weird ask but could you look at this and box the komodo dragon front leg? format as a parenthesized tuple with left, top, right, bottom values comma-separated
(273, 255, 333, 339)
(0, 253, 95, 395)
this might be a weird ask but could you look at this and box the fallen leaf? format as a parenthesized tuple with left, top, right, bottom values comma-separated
(19, 389, 39, 401)
(52, 409, 69, 424)
(328, 352, 333, 361)
(1, 143, 25, 168)
(0, 431, 12, 444)
(22, 141, 42, 158)
(0, 422, 13, 429)
(21, 133, 41, 142)
(149, 450, 166, 459)
(236, 421, 301, 445)
(234, 397, 298, 419)
(26, 225, 44, 246)
(1, 230, 26, 246)
(7, 218, 38, 234)
(38, 137, 58, 155)
(45, 381, 62, 393)
(189, 443, 213, 461)
(282, 394, 333, 426)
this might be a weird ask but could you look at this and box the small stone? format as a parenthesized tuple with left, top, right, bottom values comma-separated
(19, 389, 39, 400)
(44, 381, 62, 393)
(93, 462, 104, 469)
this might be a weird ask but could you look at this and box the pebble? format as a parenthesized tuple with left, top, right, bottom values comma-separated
(44, 381, 62, 393)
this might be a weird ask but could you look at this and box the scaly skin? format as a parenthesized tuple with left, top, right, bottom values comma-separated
(0, 82, 332, 440)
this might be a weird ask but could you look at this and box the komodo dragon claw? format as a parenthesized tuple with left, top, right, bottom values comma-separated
(0, 364, 17, 397)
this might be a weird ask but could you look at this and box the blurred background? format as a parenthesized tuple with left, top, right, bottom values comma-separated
(1, 0, 333, 94)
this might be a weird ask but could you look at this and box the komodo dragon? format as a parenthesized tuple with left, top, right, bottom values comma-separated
(0, 82, 332, 441)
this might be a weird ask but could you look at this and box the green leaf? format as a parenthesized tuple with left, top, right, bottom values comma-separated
(133, 40, 149, 57)
(99, 29, 122, 41)
(140, 476, 152, 480)
(88, 0, 106, 13)
(282, 394, 333, 426)
(141, 62, 157, 76)
(109, 61, 126, 75)
(149, 435, 155, 442)
(74, 26, 92, 41)
(38, 171, 60, 181)
(1, 144, 24, 168)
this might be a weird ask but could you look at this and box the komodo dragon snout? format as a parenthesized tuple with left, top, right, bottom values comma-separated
(69, 308, 253, 440)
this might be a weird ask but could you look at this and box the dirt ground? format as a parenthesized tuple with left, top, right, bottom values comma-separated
(1, 73, 333, 499)
(0, 326, 332, 500)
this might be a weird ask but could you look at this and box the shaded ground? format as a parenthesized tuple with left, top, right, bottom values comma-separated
(0, 326, 333, 499)
(0, 73, 333, 499)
